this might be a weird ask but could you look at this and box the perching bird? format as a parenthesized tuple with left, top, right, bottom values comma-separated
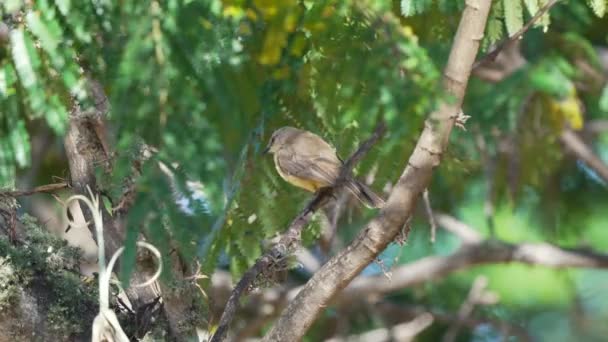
(263, 126, 384, 208)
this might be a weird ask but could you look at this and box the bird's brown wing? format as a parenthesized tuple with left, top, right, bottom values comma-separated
(276, 148, 340, 188)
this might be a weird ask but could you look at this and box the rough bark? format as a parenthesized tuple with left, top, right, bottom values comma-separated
(262, 1, 493, 340)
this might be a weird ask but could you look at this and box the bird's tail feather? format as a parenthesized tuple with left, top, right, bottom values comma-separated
(346, 180, 385, 209)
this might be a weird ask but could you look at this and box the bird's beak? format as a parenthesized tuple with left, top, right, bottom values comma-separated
(262, 145, 270, 154)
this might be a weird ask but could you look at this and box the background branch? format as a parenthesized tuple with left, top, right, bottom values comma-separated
(560, 129, 608, 183)
(341, 238, 608, 299)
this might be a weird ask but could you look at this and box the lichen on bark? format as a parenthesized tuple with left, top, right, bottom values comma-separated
(0, 214, 98, 341)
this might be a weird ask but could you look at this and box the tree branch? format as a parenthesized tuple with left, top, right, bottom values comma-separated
(210, 122, 386, 342)
(434, 213, 483, 244)
(560, 129, 608, 183)
(585, 119, 608, 134)
(341, 239, 608, 299)
(262, 2, 493, 340)
(0, 182, 68, 197)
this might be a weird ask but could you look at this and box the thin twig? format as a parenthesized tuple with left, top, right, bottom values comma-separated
(0, 182, 69, 197)
(422, 189, 437, 243)
(473, 0, 561, 70)
(210, 122, 386, 342)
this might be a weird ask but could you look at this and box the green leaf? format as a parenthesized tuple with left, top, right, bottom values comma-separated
(484, 1, 505, 49)
(2, 0, 21, 13)
(0, 65, 17, 98)
(503, 0, 524, 36)
(9, 120, 30, 168)
(599, 84, 608, 112)
(401, 0, 417, 17)
(524, 0, 549, 29)
(45, 95, 69, 134)
(0, 138, 16, 188)
(10, 29, 38, 90)
(587, 0, 606, 17)
(55, 0, 71, 15)
(26, 12, 60, 53)
(529, 59, 574, 98)
(26, 9, 84, 97)
(538, 0, 551, 29)
(524, 0, 539, 14)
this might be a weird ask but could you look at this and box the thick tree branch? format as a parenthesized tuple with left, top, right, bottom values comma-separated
(262, 2, 493, 340)
(210, 123, 386, 342)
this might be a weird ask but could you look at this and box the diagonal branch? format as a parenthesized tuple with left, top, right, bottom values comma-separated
(261, 2, 493, 340)
(560, 129, 608, 183)
(210, 122, 386, 342)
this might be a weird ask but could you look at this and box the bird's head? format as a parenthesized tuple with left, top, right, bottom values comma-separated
(263, 126, 301, 154)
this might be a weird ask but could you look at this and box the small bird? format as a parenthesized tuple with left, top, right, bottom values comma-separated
(263, 126, 384, 208)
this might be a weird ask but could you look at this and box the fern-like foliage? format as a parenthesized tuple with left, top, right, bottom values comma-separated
(2, 0, 441, 281)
